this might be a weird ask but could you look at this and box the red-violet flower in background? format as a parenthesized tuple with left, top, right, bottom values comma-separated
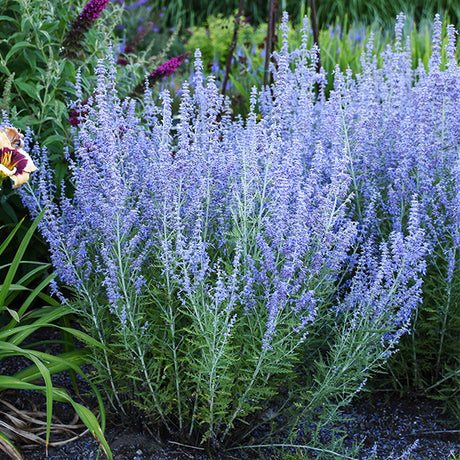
(131, 52, 190, 96)
(61, 0, 110, 59)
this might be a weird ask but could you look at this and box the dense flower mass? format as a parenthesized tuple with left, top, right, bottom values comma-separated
(77, 0, 109, 23)
(21, 13, 458, 447)
(0, 127, 37, 188)
(61, 0, 110, 58)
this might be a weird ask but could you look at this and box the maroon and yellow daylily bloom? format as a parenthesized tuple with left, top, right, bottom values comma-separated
(0, 127, 37, 188)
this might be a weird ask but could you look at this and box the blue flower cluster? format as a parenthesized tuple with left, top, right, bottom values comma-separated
(20, 12, 458, 444)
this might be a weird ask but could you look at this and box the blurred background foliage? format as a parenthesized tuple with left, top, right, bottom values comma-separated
(153, 0, 460, 29)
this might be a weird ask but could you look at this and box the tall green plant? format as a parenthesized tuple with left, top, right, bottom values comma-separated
(0, 210, 112, 460)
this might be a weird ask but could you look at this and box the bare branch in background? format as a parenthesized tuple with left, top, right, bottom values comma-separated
(263, 0, 279, 88)
(310, 0, 321, 72)
(222, 0, 245, 97)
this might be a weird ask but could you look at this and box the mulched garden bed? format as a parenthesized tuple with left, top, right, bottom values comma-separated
(0, 387, 458, 460)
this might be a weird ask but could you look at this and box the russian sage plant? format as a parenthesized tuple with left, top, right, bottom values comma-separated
(22, 14, 436, 451)
(321, 13, 460, 407)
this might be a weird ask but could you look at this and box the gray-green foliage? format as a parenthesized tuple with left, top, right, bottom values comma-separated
(385, 246, 460, 419)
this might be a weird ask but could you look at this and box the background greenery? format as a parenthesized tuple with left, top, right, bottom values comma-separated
(154, 0, 460, 29)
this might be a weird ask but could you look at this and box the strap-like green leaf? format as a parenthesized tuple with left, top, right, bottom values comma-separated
(9, 349, 90, 382)
(0, 342, 53, 447)
(0, 377, 112, 460)
(6, 272, 57, 330)
(0, 308, 70, 345)
(0, 219, 23, 257)
(0, 431, 22, 460)
(0, 209, 45, 312)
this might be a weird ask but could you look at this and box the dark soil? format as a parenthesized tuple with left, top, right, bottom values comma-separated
(0, 386, 458, 460)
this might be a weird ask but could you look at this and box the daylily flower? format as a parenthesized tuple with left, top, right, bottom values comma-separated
(0, 127, 37, 188)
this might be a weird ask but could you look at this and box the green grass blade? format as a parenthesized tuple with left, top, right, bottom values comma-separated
(28, 292, 61, 308)
(0, 377, 112, 459)
(0, 431, 22, 460)
(60, 314, 79, 394)
(0, 209, 45, 311)
(0, 340, 107, 433)
(9, 349, 90, 382)
(0, 220, 23, 258)
(5, 272, 57, 329)
(3, 262, 52, 308)
(56, 326, 108, 349)
(71, 403, 112, 459)
(31, 356, 53, 449)
(0, 342, 53, 448)
(0, 308, 71, 345)
(14, 262, 52, 285)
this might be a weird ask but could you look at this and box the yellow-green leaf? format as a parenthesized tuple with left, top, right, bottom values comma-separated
(0, 431, 22, 460)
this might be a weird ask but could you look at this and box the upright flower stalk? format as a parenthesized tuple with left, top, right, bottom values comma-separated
(130, 52, 190, 96)
(60, 0, 110, 58)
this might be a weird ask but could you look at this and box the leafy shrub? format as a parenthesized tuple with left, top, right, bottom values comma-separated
(0, 0, 123, 158)
(185, 13, 267, 67)
(324, 13, 459, 414)
(20, 14, 454, 456)
(0, 0, 123, 233)
(0, 0, 181, 179)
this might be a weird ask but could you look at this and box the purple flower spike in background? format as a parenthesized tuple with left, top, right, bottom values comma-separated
(131, 53, 190, 95)
(149, 53, 189, 80)
(78, 0, 109, 23)
(61, 0, 110, 58)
